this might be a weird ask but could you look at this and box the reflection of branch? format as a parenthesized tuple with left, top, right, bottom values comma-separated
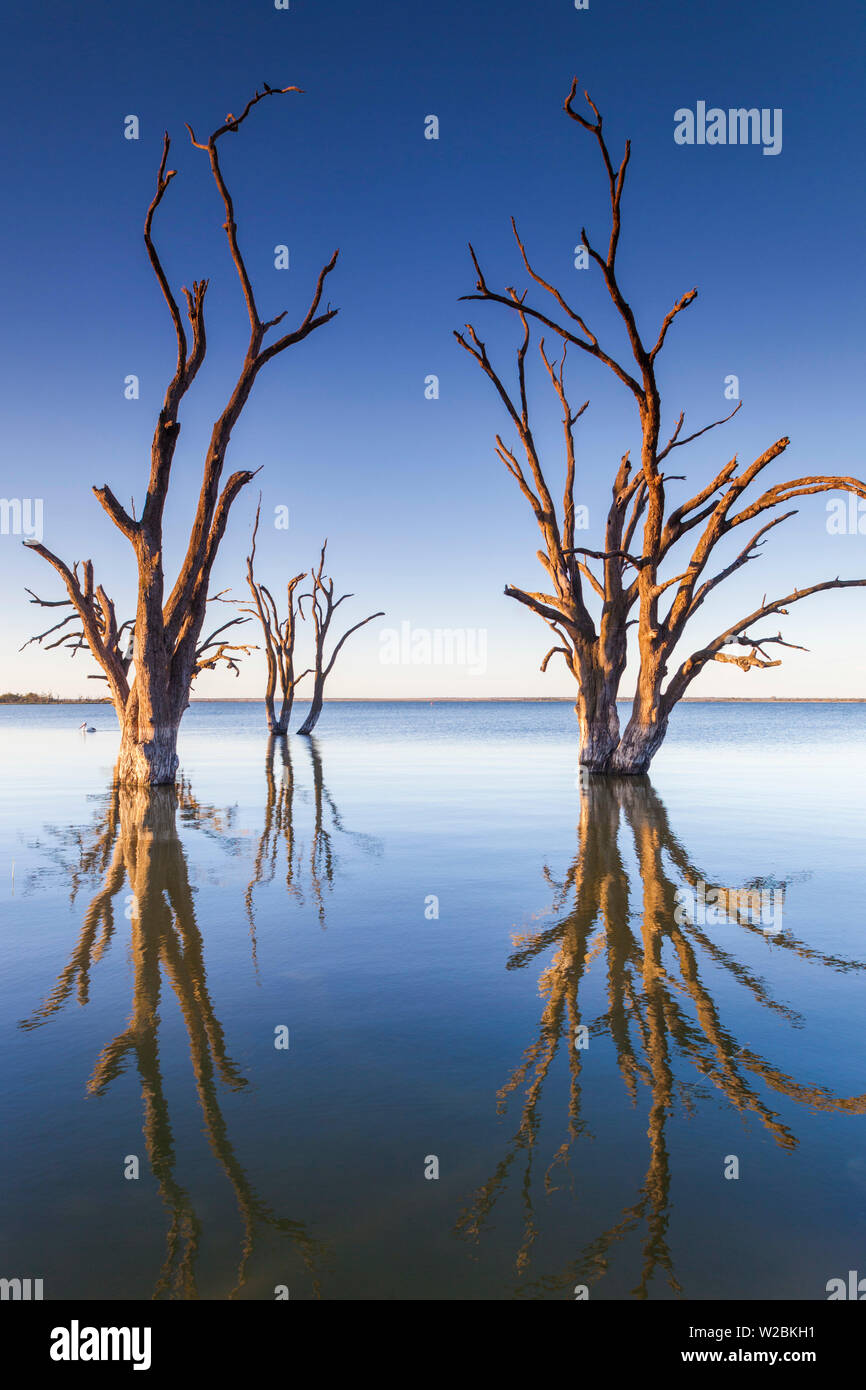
(307, 735, 336, 928)
(458, 776, 866, 1297)
(245, 734, 304, 963)
(20, 833, 126, 1026)
(21, 771, 323, 1299)
(245, 733, 384, 939)
(25, 786, 122, 907)
(303, 735, 382, 928)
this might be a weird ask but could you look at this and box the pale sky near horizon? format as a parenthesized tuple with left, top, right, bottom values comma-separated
(1, 0, 864, 702)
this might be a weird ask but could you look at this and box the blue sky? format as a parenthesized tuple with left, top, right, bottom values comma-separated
(1, 0, 864, 698)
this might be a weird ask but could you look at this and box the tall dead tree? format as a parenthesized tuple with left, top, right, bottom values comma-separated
(296, 542, 383, 734)
(457, 82, 866, 773)
(23, 85, 338, 785)
(243, 497, 311, 734)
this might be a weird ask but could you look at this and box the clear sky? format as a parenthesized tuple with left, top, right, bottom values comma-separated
(1, 0, 864, 700)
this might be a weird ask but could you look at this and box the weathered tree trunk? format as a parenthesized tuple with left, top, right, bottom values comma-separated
(610, 709, 669, 775)
(117, 722, 181, 786)
(112, 661, 186, 786)
(297, 678, 324, 736)
(575, 669, 621, 771)
(610, 660, 669, 774)
(265, 693, 288, 737)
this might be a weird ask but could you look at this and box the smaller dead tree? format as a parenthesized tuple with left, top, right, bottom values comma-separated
(296, 543, 383, 735)
(243, 498, 311, 734)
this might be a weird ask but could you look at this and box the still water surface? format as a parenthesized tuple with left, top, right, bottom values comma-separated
(1, 700, 864, 1299)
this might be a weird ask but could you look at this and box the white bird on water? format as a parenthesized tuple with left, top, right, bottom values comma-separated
(79, 721, 96, 733)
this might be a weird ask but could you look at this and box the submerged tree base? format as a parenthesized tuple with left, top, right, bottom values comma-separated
(609, 719, 670, 775)
(116, 727, 181, 787)
(577, 700, 670, 775)
(576, 703, 621, 773)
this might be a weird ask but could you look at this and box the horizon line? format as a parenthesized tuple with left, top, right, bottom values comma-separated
(5, 696, 865, 706)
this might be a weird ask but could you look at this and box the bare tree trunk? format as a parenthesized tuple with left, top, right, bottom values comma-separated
(265, 675, 288, 736)
(263, 678, 292, 736)
(608, 654, 667, 773)
(610, 708, 669, 775)
(117, 718, 181, 786)
(114, 655, 187, 785)
(297, 676, 325, 736)
(575, 668, 621, 771)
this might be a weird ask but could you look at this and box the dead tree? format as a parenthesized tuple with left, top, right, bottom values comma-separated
(243, 497, 311, 734)
(296, 542, 383, 735)
(456, 81, 866, 773)
(23, 85, 338, 785)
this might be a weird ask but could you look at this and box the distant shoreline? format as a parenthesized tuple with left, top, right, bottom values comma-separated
(189, 696, 865, 704)
(0, 693, 112, 705)
(4, 695, 864, 706)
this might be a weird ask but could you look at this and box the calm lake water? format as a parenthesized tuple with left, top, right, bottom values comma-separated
(1, 700, 864, 1300)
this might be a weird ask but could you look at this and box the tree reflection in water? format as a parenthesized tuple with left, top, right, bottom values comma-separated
(456, 775, 866, 1298)
(20, 773, 323, 1299)
(245, 734, 382, 942)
